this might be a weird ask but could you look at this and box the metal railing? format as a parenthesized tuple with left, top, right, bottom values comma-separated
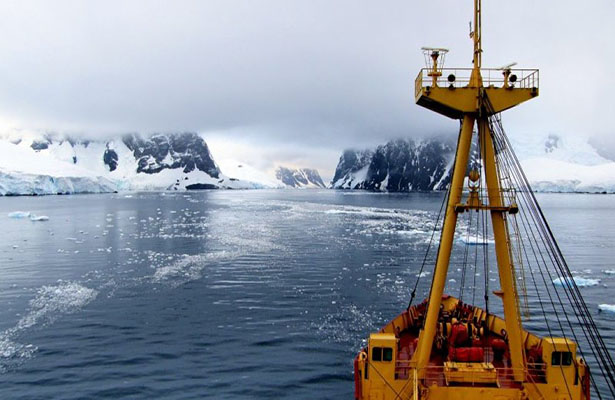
(418, 363, 547, 387)
(415, 68, 539, 92)
(395, 363, 547, 386)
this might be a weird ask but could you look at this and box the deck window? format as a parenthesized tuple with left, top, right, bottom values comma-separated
(383, 347, 393, 362)
(371, 347, 393, 362)
(372, 347, 382, 361)
(551, 351, 573, 366)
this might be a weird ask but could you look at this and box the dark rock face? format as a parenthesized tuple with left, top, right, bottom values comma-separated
(331, 138, 458, 191)
(275, 167, 326, 188)
(544, 134, 559, 153)
(302, 169, 326, 188)
(186, 183, 219, 190)
(31, 140, 50, 151)
(122, 133, 219, 178)
(103, 147, 119, 171)
(331, 149, 373, 186)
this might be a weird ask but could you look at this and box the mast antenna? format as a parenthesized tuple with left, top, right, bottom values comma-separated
(473, 0, 482, 69)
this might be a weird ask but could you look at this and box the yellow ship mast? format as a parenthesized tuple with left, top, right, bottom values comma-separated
(411, 0, 539, 382)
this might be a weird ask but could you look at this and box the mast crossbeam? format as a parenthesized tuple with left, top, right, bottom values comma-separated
(454, 203, 519, 214)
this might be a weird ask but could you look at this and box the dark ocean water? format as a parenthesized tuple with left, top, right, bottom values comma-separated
(0, 190, 613, 399)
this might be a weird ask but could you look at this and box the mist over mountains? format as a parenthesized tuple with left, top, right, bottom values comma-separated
(331, 133, 615, 193)
(0, 130, 613, 196)
(0, 132, 325, 195)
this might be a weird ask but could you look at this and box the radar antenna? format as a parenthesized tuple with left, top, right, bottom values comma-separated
(421, 47, 449, 87)
(499, 62, 518, 88)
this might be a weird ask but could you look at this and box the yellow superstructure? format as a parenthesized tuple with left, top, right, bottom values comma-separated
(353, 1, 592, 399)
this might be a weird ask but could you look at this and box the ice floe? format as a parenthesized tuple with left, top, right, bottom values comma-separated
(598, 304, 615, 313)
(0, 282, 97, 371)
(8, 211, 31, 218)
(459, 235, 495, 245)
(151, 251, 238, 287)
(553, 276, 601, 287)
(17, 282, 98, 330)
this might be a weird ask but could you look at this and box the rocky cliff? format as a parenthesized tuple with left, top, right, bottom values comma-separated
(331, 138, 456, 191)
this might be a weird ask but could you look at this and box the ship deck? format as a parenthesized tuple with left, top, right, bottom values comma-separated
(378, 296, 547, 389)
(397, 330, 530, 388)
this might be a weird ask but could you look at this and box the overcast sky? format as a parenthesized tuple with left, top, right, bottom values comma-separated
(0, 0, 613, 180)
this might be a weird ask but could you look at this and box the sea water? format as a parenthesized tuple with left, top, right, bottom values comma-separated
(0, 191, 613, 399)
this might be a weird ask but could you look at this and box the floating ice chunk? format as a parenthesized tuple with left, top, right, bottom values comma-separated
(17, 282, 98, 330)
(397, 229, 426, 236)
(416, 271, 431, 278)
(29, 215, 49, 221)
(459, 235, 495, 245)
(553, 276, 600, 287)
(8, 211, 30, 219)
(599, 304, 615, 313)
(604, 270, 615, 275)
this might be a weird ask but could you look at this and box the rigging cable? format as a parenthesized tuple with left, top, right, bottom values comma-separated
(484, 95, 615, 398)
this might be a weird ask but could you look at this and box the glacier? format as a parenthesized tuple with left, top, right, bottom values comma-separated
(0, 132, 325, 195)
(513, 134, 615, 193)
(552, 276, 601, 287)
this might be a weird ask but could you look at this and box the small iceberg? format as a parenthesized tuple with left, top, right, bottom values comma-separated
(553, 276, 600, 287)
(603, 270, 615, 275)
(459, 235, 495, 245)
(8, 211, 31, 219)
(29, 215, 49, 222)
(598, 304, 615, 313)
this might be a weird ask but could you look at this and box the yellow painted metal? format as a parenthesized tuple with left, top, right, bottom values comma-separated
(426, 386, 523, 400)
(415, 86, 538, 119)
(411, 114, 475, 374)
(429, 51, 443, 87)
(415, 87, 478, 119)
(354, 296, 590, 400)
(367, 334, 399, 398)
(479, 117, 527, 381)
(472, 0, 482, 70)
(542, 337, 580, 392)
(412, 0, 539, 379)
(443, 362, 498, 385)
(356, 0, 591, 398)
(484, 87, 538, 113)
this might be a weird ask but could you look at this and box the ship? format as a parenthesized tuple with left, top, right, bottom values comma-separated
(353, 1, 615, 399)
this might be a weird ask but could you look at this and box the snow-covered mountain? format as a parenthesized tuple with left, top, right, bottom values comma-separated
(331, 138, 456, 191)
(512, 134, 615, 193)
(0, 132, 280, 195)
(331, 134, 615, 193)
(275, 167, 326, 188)
(215, 159, 285, 189)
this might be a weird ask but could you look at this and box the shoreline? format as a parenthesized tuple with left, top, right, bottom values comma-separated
(1, 188, 614, 198)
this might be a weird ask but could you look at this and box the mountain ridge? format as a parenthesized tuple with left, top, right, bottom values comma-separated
(331, 134, 615, 193)
(0, 132, 267, 195)
(275, 166, 326, 188)
(331, 137, 456, 191)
